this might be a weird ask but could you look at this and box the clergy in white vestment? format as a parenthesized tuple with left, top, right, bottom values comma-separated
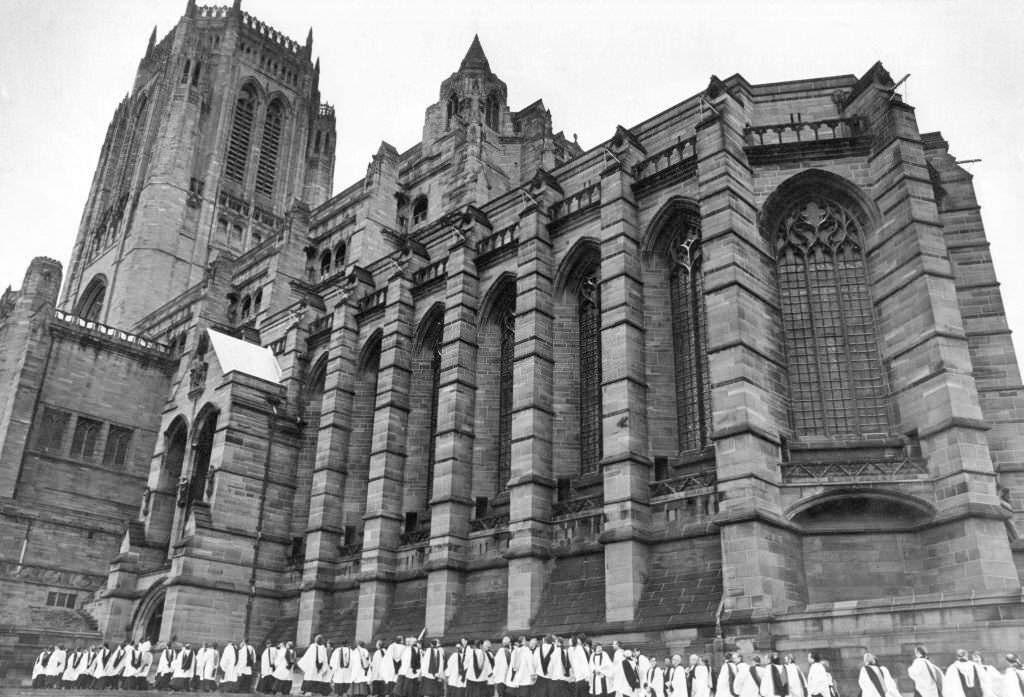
(45, 644, 67, 688)
(274, 641, 298, 695)
(196, 642, 220, 692)
(946, 651, 987, 697)
(467, 640, 493, 697)
(122, 641, 147, 690)
(975, 654, 1001, 697)
(759, 655, 788, 697)
(258, 640, 277, 693)
(299, 634, 332, 696)
(783, 656, 807, 697)
(352, 641, 373, 697)
(238, 639, 258, 692)
(535, 635, 571, 697)
(717, 653, 749, 697)
(569, 637, 593, 697)
(590, 644, 616, 697)
(91, 643, 111, 688)
(331, 640, 355, 694)
(60, 648, 82, 687)
(688, 655, 712, 697)
(666, 655, 689, 697)
(806, 654, 829, 697)
(171, 643, 198, 692)
(644, 657, 666, 697)
(32, 647, 51, 688)
(998, 654, 1024, 697)
(420, 639, 446, 697)
(397, 636, 424, 697)
(908, 646, 945, 697)
(492, 637, 514, 696)
(615, 650, 642, 697)
(637, 654, 653, 697)
(156, 643, 177, 690)
(104, 642, 127, 690)
(221, 641, 240, 690)
(447, 643, 469, 697)
(858, 653, 901, 697)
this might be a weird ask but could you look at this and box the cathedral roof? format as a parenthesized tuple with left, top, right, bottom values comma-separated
(459, 34, 491, 72)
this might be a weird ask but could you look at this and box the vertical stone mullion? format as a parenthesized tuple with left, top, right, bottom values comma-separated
(506, 198, 556, 631)
(356, 272, 414, 640)
(297, 294, 357, 643)
(597, 159, 650, 622)
(425, 232, 480, 634)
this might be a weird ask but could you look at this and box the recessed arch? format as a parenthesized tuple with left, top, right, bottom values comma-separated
(308, 353, 328, 394)
(787, 488, 935, 532)
(357, 329, 383, 375)
(129, 577, 168, 643)
(413, 302, 446, 355)
(189, 404, 220, 505)
(759, 168, 881, 240)
(478, 272, 517, 324)
(554, 237, 601, 300)
(76, 274, 108, 322)
(641, 196, 701, 259)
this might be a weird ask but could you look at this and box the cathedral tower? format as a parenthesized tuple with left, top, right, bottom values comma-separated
(60, 0, 336, 329)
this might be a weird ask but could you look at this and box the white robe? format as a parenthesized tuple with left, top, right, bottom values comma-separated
(46, 648, 67, 678)
(122, 646, 145, 679)
(384, 643, 404, 682)
(33, 652, 50, 680)
(172, 649, 197, 680)
(591, 652, 616, 695)
(690, 665, 711, 697)
(806, 663, 829, 697)
(512, 645, 536, 689)
(332, 646, 354, 684)
(238, 644, 257, 677)
(615, 658, 642, 697)
(645, 666, 666, 697)
(859, 665, 901, 697)
(197, 647, 219, 682)
(946, 662, 986, 697)
(466, 647, 491, 683)
(535, 644, 569, 682)
(785, 665, 807, 697)
(999, 668, 1024, 697)
(738, 667, 760, 697)
(399, 645, 422, 680)
(717, 663, 749, 697)
(447, 651, 467, 689)
(61, 651, 83, 682)
(273, 646, 295, 682)
(105, 646, 126, 677)
(221, 644, 240, 682)
(760, 665, 788, 697)
(298, 644, 331, 683)
(493, 646, 514, 686)
(352, 647, 373, 684)
(569, 646, 592, 685)
(261, 646, 277, 678)
(156, 648, 176, 676)
(91, 647, 110, 678)
(909, 658, 944, 697)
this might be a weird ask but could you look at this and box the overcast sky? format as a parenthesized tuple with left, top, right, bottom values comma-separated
(2, 0, 1022, 358)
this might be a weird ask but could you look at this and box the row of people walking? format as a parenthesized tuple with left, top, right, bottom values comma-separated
(29, 634, 1024, 697)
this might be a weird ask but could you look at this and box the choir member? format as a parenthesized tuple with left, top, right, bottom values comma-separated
(447, 641, 468, 697)
(946, 650, 987, 697)
(688, 654, 711, 697)
(421, 639, 446, 697)
(783, 655, 807, 697)
(298, 634, 332, 696)
(716, 652, 748, 697)
(196, 641, 220, 692)
(908, 646, 945, 697)
(740, 657, 762, 697)
(492, 636, 515, 697)
(806, 654, 829, 697)
(32, 646, 51, 689)
(59, 646, 83, 689)
(758, 655, 787, 697)
(170, 643, 198, 692)
(371, 639, 389, 697)
(568, 636, 592, 697)
(90, 643, 111, 690)
(644, 654, 665, 697)
(332, 639, 355, 697)
(273, 641, 297, 696)
(238, 638, 258, 693)
(467, 639, 493, 697)
(974, 653, 1001, 697)
(590, 643, 615, 697)
(858, 653, 900, 697)
(155, 643, 177, 691)
(999, 654, 1024, 697)
(103, 642, 126, 690)
(258, 640, 277, 694)
(667, 655, 688, 697)
(221, 641, 240, 691)
(616, 650, 641, 697)
(46, 644, 67, 689)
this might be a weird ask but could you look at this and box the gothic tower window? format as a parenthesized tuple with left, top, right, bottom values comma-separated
(446, 94, 459, 129)
(118, 95, 149, 194)
(775, 195, 890, 438)
(70, 417, 102, 459)
(667, 215, 711, 454)
(578, 272, 602, 475)
(319, 250, 332, 279)
(190, 408, 218, 505)
(255, 99, 284, 197)
(225, 85, 257, 184)
(76, 275, 107, 322)
(485, 94, 500, 131)
(493, 287, 516, 492)
(334, 242, 346, 271)
(412, 196, 428, 226)
(180, 59, 191, 84)
(425, 315, 443, 503)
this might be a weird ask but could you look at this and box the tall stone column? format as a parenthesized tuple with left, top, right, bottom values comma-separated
(356, 269, 414, 640)
(425, 209, 486, 634)
(505, 173, 560, 630)
(699, 81, 803, 613)
(297, 277, 363, 643)
(857, 87, 1018, 592)
(597, 130, 652, 622)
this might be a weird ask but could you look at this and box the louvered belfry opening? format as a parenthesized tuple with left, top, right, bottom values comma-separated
(225, 85, 257, 183)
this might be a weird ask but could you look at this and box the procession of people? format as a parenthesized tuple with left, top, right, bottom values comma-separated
(28, 635, 1024, 697)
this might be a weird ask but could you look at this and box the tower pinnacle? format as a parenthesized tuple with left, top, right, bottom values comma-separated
(459, 34, 490, 73)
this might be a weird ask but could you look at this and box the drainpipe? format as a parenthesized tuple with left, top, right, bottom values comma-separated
(244, 394, 280, 639)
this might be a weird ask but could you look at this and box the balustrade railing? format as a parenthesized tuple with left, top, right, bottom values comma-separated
(413, 258, 447, 286)
(551, 512, 604, 547)
(744, 116, 867, 147)
(632, 137, 697, 181)
(469, 513, 510, 533)
(780, 458, 928, 483)
(476, 223, 519, 257)
(307, 314, 332, 336)
(551, 493, 603, 518)
(649, 470, 716, 498)
(356, 287, 388, 314)
(549, 182, 601, 222)
(53, 310, 171, 354)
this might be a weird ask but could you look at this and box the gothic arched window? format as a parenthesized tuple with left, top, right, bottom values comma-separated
(225, 85, 257, 183)
(77, 276, 107, 322)
(578, 272, 602, 475)
(668, 214, 711, 454)
(319, 250, 332, 279)
(775, 196, 890, 438)
(255, 99, 284, 197)
(420, 312, 444, 503)
(497, 292, 515, 491)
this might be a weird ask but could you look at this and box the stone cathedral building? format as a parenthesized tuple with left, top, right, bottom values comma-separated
(2, 0, 1024, 684)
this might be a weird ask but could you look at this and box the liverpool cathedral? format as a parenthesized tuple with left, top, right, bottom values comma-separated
(2, 0, 1024, 685)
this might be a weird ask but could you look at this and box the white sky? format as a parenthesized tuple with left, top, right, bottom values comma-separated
(1, 0, 1022, 360)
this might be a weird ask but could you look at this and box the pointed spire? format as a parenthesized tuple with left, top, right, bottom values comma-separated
(459, 34, 490, 72)
(306, 27, 313, 49)
(232, 0, 242, 11)
(185, 0, 196, 17)
(146, 25, 157, 57)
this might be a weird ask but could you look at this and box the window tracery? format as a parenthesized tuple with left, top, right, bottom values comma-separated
(578, 272, 602, 475)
